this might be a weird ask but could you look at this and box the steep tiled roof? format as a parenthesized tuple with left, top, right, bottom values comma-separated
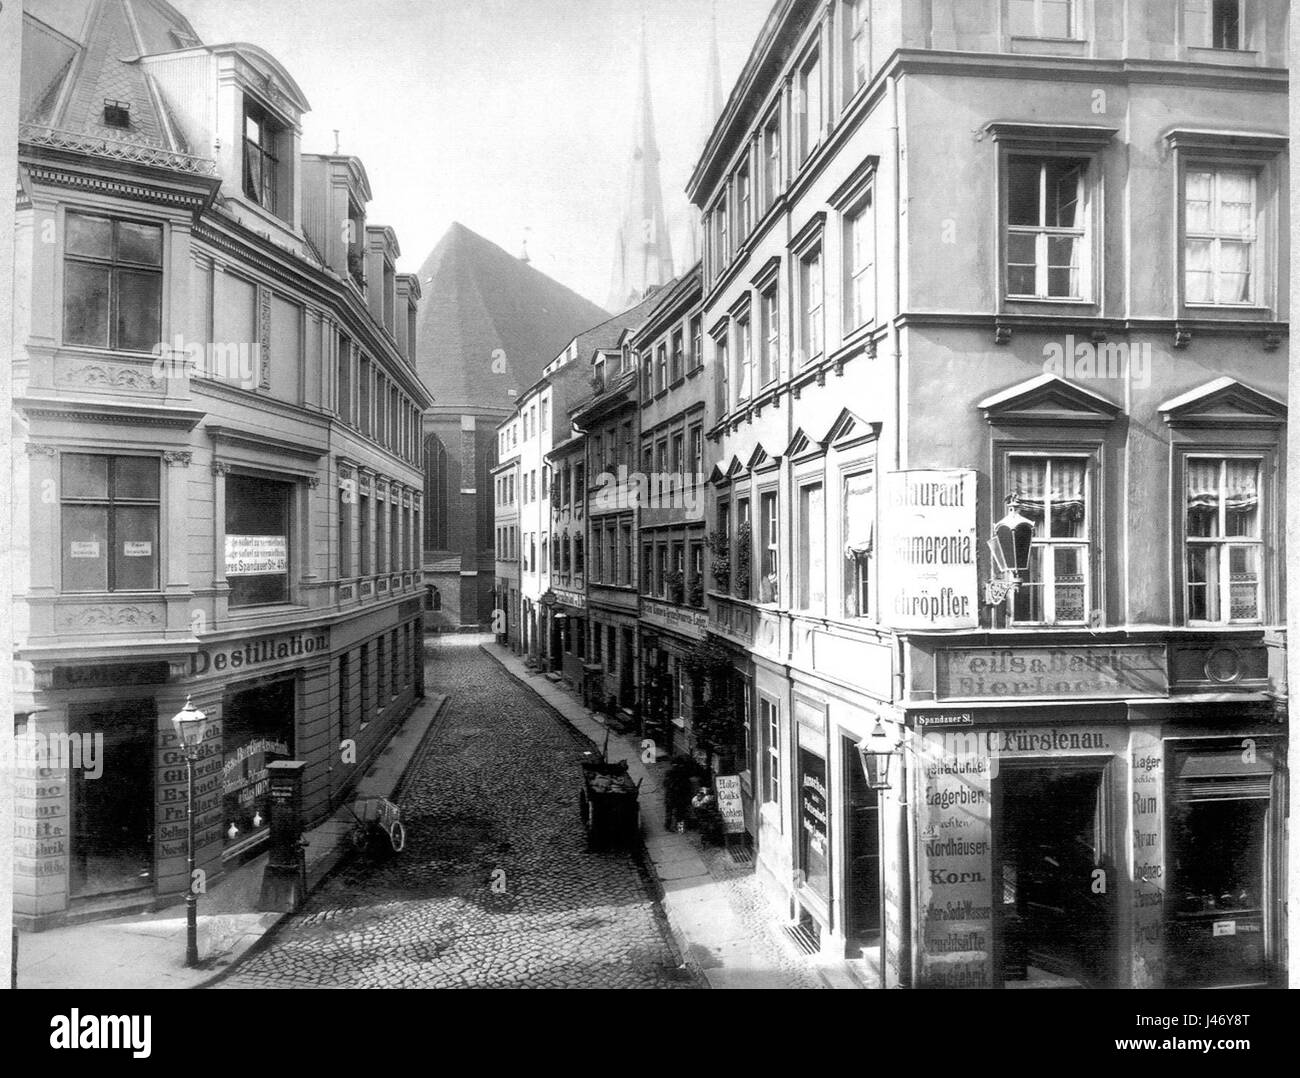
(414, 222, 610, 414)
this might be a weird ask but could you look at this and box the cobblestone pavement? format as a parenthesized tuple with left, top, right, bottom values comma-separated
(216, 635, 700, 989)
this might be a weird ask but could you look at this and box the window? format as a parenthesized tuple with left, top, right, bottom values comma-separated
(1006, 156, 1089, 299)
(843, 470, 874, 617)
(574, 534, 584, 575)
(760, 285, 779, 386)
(226, 474, 292, 607)
(797, 50, 822, 164)
(389, 502, 399, 573)
(738, 161, 753, 238)
(735, 312, 752, 403)
(1185, 457, 1262, 623)
(797, 483, 824, 611)
(759, 491, 778, 603)
(620, 524, 633, 585)
(376, 495, 388, 573)
(1009, 0, 1078, 39)
(715, 333, 730, 413)
(63, 212, 163, 351)
(359, 358, 372, 437)
(541, 398, 550, 431)
(670, 328, 684, 383)
(359, 492, 371, 574)
(541, 536, 548, 577)
(642, 350, 654, 397)
(542, 466, 550, 499)
(656, 439, 668, 476)
(847, 0, 871, 96)
(528, 533, 536, 574)
(339, 484, 353, 577)
(1007, 456, 1090, 625)
(690, 315, 703, 371)
(762, 113, 782, 211)
(641, 544, 653, 594)
(336, 336, 352, 423)
(657, 545, 669, 598)
(60, 454, 159, 592)
(1184, 0, 1242, 49)
(718, 193, 730, 267)
(1185, 169, 1255, 305)
(243, 97, 284, 216)
(760, 698, 780, 806)
(845, 191, 875, 329)
(690, 426, 703, 489)
(689, 542, 704, 605)
(671, 433, 684, 479)
(799, 246, 824, 363)
(656, 343, 668, 393)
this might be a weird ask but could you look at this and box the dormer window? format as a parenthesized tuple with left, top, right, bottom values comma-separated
(103, 100, 130, 129)
(243, 97, 285, 218)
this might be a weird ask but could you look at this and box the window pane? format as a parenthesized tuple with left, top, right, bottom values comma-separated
(1224, 461, 1259, 536)
(62, 505, 109, 591)
(116, 221, 163, 266)
(1185, 173, 1213, 233)
(62, 454, 109, 499)
(113, 456, 160, 500)
(1047, 235, 1079, 296)
(1184, 239, 1214, 302)
(1006, 232, 1037, 294)
(1216, 240, 1251, 303)
(113, 505, 159, 590)
(1227, 544, 1260, 620)
(1007, 159, 1040, 225)
(1009, 0, 1037, 36)
(63, 262, 111, 347)
(1041, 0, 1073, 38)
(1045, 161, 1083, 228)
(65, 214, 113, 259)
(1187, 545, 1218, 621)
(115, 269, 162, 351)
(1053, 546, 1087, 622)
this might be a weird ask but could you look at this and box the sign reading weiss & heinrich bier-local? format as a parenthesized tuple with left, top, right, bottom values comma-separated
(881, 469, 978, 630)
(937, 644, 1168, 700)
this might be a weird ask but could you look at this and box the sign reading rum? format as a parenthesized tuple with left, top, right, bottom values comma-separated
(881, 469, 978, 630)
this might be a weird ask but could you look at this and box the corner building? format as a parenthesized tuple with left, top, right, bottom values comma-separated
(13, 0, 430, 928)
(691, 0, 1287, 987)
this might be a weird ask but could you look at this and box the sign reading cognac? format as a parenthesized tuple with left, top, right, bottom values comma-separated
(881, 469, 977, 629)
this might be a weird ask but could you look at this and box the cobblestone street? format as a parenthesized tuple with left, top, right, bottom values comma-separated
(215, 635, 699, 989)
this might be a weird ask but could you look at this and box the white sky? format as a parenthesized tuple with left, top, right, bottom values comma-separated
(175, 0, 773, 307)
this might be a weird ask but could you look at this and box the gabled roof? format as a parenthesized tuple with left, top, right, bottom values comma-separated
(414, 222, 610, 414)
(977, 373, 1121, 426)
(1159, 377, 1286, 429)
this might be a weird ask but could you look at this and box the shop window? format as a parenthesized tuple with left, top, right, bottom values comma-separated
(1166, 739, 1277, 988)
(1184, 456, 1262, 623)
(1006, 156, 1089, 300)
(1006, 455, 1090, 625)
(61, 454, 160, 593)
(760, 698, 780, 807)
(222, 679, 294, 851)
(843, 469, 874, 618)
(1184, 168, 1256, 305)
(797, 747, 830, 901)
(796, 482, 825, 612)
(63, 212, 163, 352)
(226, 474, 292, 607)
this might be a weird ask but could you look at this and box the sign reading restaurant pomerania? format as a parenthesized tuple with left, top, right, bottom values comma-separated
(880, 469, 978, 630)
(937, 644, 1168, 701)
(190, 629, 329, 676)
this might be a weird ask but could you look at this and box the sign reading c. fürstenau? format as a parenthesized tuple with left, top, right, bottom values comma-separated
(880, 469, 978, 630)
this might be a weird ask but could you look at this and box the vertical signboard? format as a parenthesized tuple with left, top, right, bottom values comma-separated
(1130, 727, 1164, 988)
(880, 470, 978, 630)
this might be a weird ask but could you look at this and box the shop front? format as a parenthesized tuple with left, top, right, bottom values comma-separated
(898, 635, 1286, 989)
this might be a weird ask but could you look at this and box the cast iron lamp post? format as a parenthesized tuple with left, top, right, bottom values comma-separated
(856, 719, 900, 988)
(170, 696, 209, 967)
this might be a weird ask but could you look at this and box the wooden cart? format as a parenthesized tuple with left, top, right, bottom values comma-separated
(577, 758, 641, 847)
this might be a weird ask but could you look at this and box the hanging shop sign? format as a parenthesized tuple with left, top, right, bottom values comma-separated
(225, 534, 287, 575)
(880, 469, 978, 630)
(936, 644, 1168, 700)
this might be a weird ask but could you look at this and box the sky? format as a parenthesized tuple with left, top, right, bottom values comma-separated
(174, 0, 774, 308)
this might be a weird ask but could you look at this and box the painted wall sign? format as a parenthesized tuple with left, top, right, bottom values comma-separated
(713, 775, 745, 834)
(937, 644, 1168, 700)
(552, 588, 586, 610)
(225, 534, 287, 575)
(880, 469, 978, 630)
(1130, 726, 1164, 988)
(642, 598, 707, 636)
(189, 631, 328, 676)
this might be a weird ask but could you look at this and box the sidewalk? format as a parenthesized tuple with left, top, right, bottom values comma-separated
(16, 690, 448, 990)
(482, 643, 861, 989)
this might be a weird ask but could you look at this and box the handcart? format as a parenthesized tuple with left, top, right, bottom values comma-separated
(345, 795, 406, 855)
(578, 755, 642, 847)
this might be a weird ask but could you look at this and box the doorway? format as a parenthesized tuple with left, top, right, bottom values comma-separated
(841, 735, 880, 947)
(70, 699, 156, 898)
(993, 761, 1115, 988)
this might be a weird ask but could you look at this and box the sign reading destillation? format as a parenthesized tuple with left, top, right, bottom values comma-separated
(880, 469, 978, 630)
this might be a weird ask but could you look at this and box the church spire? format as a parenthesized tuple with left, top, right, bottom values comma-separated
(684, 4, 727, 271)
(606, 18, 675, 312)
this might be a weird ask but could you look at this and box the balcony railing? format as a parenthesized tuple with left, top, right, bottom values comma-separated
(20, 123, 217, 175)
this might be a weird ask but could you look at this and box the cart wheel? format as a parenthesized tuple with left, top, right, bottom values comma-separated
(388, 820, 406, 854)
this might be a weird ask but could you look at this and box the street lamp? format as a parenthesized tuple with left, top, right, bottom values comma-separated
(856, 718, 899, 989)
(170, 696, 210, 968)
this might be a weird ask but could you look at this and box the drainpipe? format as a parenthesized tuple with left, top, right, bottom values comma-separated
(889, 70, 904, 472)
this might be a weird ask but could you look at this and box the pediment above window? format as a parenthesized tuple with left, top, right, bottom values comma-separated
(1159, 377, 1286, 430)
(978, 373, 1121, 427)
(724, 455, 747, 481)
(781, 427, 823, 463)
(822, 407, 880, 451)
(707, 464, 728, 487)
(747, 443, 780, 473)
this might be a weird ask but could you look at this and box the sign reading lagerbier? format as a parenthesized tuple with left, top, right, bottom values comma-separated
(881, 469, 978, 630)
(225, 534, 287, 576)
